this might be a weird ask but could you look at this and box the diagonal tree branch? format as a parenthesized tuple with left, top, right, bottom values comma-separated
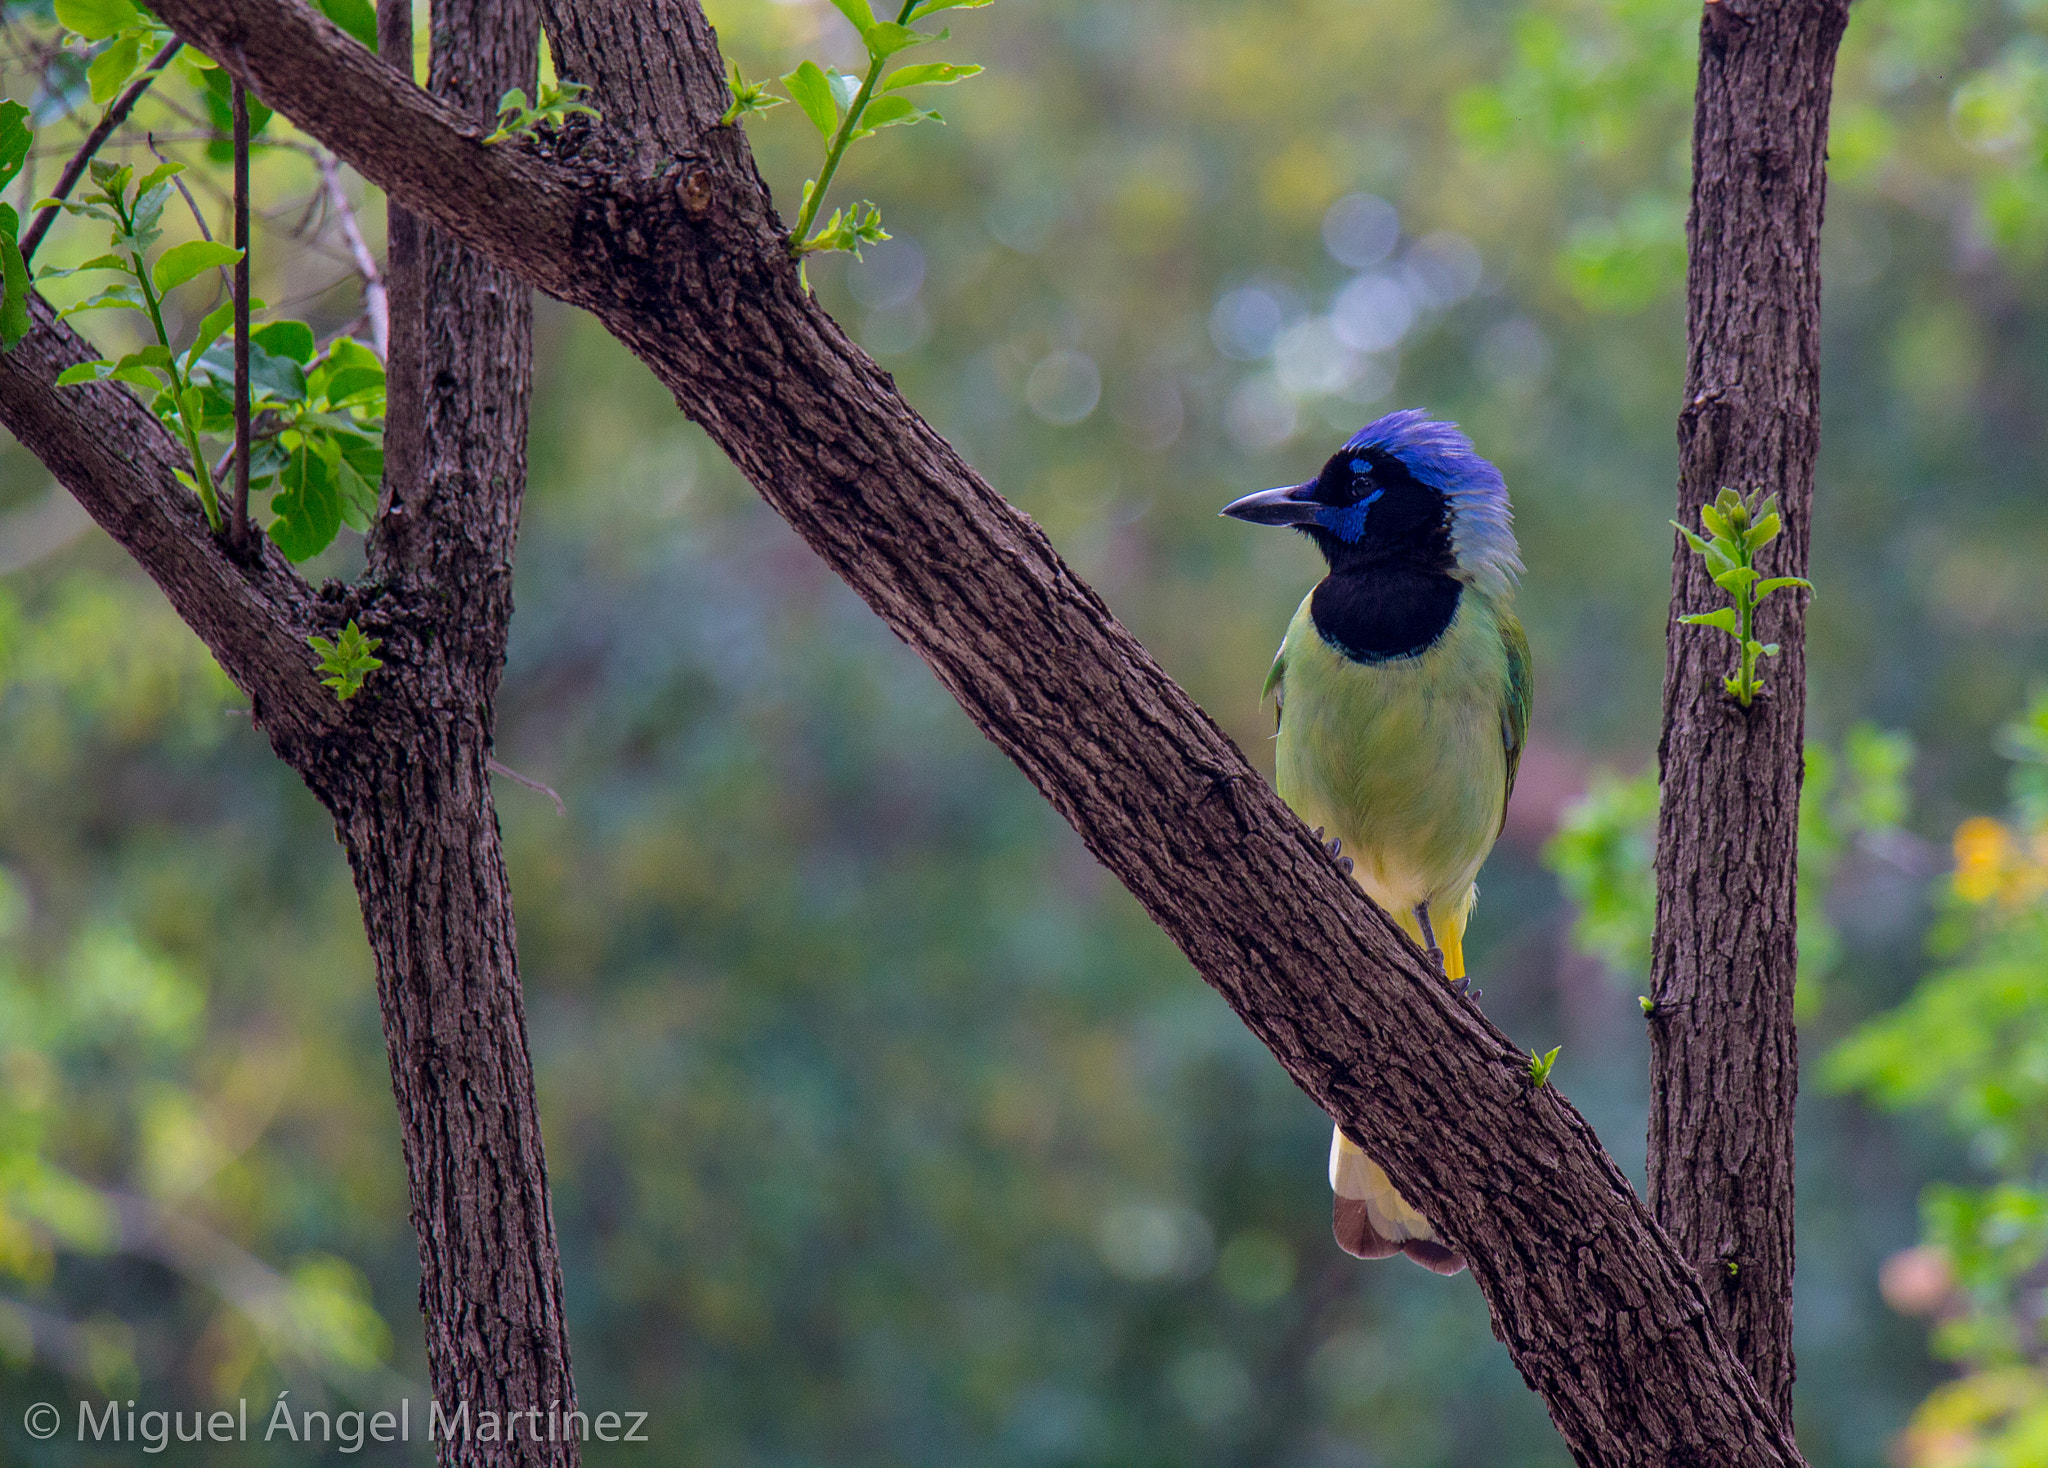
(111, 1, 1808, 1461)
(0, 294, 339, 755)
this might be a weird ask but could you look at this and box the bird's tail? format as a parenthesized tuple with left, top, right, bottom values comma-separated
(1328, 894, 1471, 1275)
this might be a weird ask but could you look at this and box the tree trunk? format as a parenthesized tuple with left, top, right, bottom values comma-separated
(1648, 0, 1848, 1426)
(340, 1, 577, 1461)
(312, 0, 578, 1456)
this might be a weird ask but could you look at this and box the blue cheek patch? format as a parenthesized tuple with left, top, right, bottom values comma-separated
(1316, 488, 1383, 543)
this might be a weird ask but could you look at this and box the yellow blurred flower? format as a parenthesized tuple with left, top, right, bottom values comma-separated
(1952, 815, 2048, 907)
(1954, 816, 2015, 904)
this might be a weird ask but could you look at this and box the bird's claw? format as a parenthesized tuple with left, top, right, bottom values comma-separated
(1425, 946, 1447, 980)
(1336, 856, 1353, 875)
(1325, 836, 1343, 858)
(1451, 976, 1484, 1004)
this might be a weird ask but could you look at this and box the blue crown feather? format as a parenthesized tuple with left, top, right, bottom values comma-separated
(1345, 409, 1522, 600)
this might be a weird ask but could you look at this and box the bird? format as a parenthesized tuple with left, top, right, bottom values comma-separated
(1221, 409, 1530, 1276)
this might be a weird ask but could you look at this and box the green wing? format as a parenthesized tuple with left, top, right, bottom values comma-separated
(1499, 613, 1533, 834)
(1262, 637, 1287, 732)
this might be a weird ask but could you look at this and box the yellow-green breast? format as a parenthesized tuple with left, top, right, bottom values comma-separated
(1269, 588, 1516, 924)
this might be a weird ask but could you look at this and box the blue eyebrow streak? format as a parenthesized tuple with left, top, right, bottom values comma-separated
(1318, 487, 1383, 543)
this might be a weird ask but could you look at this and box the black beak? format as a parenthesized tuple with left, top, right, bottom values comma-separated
(1220, 482, 1321, 526)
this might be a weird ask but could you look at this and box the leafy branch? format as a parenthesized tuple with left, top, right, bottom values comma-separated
(1673, 487, 1812, 708)
(40, 158, 243, 529)
(1529, 1045, 1562, 1088)
(310, 620, 382, 700)
(15, 120, 385, 561)
(731, 0, 989, 280)
(483, 80, 598, 145)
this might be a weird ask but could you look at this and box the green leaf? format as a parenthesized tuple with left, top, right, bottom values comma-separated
(864, 21, 934, 58)
(54, 358, 113, 385)
(308, 619, 383, 699)
(200, 337, 308, 403)
(335, 433, 383, 485)
(37, 252, 134, 280)
(857, 95, 939, 131)
(881, 61, 983, 90)
(1750, 512, 1782, 546)
(825, 67, 863, 112)
(152, 238, 241, 295)
(333, 450, 378, 532)
(1679, 608, 1740, 636)
(316, 0, 378, 48)
(1753, 576, 1812, 600)
(0, 205, 30, 351)
(1670, 522, 1709, 555)
(269, 442, 342, 562)
(907, 0, 991, 17)
(101, 345, 170, 388)
(1713, 565, 1758, 596)
(87, 158, 131, 196)
(128, 164, 182, 248)
(828, 0, 875, 35)
(1528, 1045, 1562, 1088)
(54, 0, 144, 42)
(56, 281, 146, 318)
(0, 100, 33, 195)
(253, 318, 316, 364)
(1698, 503, 1729, 540)
(200, 66, 274, 160)
(86, 32, 145, 108)
(784, 61, 839, 141)
(720, 60, 786, 126)
(321, 365, 385, 407)
(1760, 643, 1782, 657)
(183, 294, 235, 371)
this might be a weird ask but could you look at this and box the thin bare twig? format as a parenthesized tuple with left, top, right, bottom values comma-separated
(487, 756, 566, 817)
(231, 80, 251, 547)
(317, 151, 386, 359)
(19, 37, 184, 263)
(146, 133, 216, 242)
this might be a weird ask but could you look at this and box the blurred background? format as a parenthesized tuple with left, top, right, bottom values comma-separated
(3, 0, 2048, 1461)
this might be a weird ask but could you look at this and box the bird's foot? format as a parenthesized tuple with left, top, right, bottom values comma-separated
(1337, 856, 1353, 875)
(1451, 976, 1485, 1005)
(1424, 946, 1447, 981)
(1325, 835, 1343, 858)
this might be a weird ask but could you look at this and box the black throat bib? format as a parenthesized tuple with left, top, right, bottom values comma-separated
(1309, 567, 1462, 664)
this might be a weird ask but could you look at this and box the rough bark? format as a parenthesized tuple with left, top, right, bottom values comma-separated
(338, 0, 577, 1460)
(1649, 0, 1848, 1426)
(0, 0, 1836, 1458)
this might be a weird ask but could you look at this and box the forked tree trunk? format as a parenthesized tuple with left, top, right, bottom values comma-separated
(1649, 0, 1849, 1425)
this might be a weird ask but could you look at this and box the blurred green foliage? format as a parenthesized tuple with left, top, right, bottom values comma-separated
(2, 0, 2048, 1462)
(1826, 695, 2048, 1468)
(1547, 723, 1916, 1020)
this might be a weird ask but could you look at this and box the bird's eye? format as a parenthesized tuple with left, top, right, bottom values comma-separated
(1342, 457, 1376, 505)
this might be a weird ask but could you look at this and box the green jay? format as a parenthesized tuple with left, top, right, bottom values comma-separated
(1223, 409, 1530, 1276)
